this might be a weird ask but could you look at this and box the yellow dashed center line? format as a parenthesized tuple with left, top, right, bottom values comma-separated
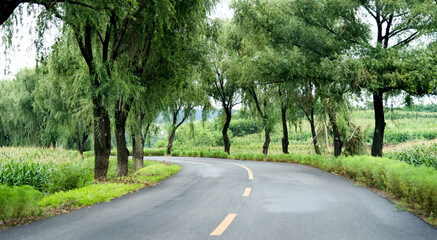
(228, 163, 253, 180)
(210, 213, 237, 236)
(243, 187, 252, 197)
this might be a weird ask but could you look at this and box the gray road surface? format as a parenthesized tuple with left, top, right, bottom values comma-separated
(1, 156, 436, 240)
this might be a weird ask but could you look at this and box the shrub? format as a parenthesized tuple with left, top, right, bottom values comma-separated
(143, 149, 166, 156)
(0, 185, 42, 221)
(229, 119, 263, 137)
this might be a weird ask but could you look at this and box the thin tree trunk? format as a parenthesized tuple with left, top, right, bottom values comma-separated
(115, 100, 130, 177)
(167, 127, 176, 155)
(134, 115, 145, 170)
(371, 92, 385, 157)
(309, 109, 321, 155)
(76, 132, 81, 154)
(131, 132, 137, 171)
(222, 108, 232, 154)
(80, 132, 88, 155)
(36, 125, 40, 147)
(281, 104, 289, 154)
(263, 127, 271, 157)
(327, 107, 343, 157)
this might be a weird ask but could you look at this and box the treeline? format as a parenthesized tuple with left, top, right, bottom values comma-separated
(0, 0, 436, 180)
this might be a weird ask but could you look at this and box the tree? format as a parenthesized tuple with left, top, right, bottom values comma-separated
(202, 20, 240, 154)
(289, 0, 436, 156)
(46, 33, 93, 154)
(232, 0, 309, 156)
(165, 79, 207, 155)
(357, 0, 437, 156)
(59, 0, 216, 179)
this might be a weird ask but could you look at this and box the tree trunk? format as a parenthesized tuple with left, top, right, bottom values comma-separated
(131, 132, 137, 171)
(222, 108, 232, 154)
(77, 132, 88, 155)
(309, 109, 321, 155)
(93, 98, 111, 180)
(36, 125, 40, 147)
(371, 92, 385, 157)
(263, 127, 271, 157)
(115, 100, 130, 177)
(167, 127, 176, 155)
(281, 104, 289, 154)
(327, 106, 343, 157)
(141, 123, 148, 151)
(133, 115, 145, 170)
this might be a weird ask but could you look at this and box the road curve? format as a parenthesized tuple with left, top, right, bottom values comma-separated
(1, 156, 436, 240)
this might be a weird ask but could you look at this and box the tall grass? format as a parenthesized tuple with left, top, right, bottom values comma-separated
(0, 147, 93, 193)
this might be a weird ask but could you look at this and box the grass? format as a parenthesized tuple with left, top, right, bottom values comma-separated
(40, 183, 144, 209)
(40, 160, 180, 210)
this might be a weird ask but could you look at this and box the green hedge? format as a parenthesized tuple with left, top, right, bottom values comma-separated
(0, 185, 42, 221)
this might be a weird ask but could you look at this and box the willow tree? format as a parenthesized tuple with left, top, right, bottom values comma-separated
(201, 20, 241, 154)
(356, 0, 437, 156)
(290, 0, 437, 156)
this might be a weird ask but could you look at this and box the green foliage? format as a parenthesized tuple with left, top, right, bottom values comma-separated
(0, 148, 93, 193)
(173, 121, 223, 147)
(143, 149, 167, 156)
(0, 185, 42, 221)
(385, 144, 437, 170)
(229, 118, 263, 137)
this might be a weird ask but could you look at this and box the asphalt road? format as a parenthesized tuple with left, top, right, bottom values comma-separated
(1, 156, 436, 240)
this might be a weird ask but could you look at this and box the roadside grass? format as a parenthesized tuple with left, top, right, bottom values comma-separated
(40, 160, 180, 211)
(0, 148, 181, 230)
(40, 183, 144, 210)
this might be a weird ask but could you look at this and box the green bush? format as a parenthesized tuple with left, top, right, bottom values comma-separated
(231, 152, 264, 161)
(143, 149, 166, 156)
(229, 119, 263, 137)
(0, 185, 42, 221)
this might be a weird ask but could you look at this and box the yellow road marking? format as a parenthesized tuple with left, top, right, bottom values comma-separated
(228, 163, 253, 180)
(243, 187, 252, 197)
(168, 158, 254, 180)
(210, 214, 237, 236)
